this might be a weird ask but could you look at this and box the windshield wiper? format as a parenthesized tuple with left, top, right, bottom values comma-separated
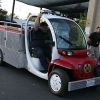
(59, 36, 73, 45)
(59, 36, 79, 49)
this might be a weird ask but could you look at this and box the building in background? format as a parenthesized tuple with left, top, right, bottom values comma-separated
(0, 0, 2, 8)
(85, 0, 100, 40)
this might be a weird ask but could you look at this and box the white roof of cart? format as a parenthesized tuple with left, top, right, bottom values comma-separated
(42, 14, 73, 22)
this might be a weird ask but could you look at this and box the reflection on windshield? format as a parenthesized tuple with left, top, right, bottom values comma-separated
(49, 19, 86, 50)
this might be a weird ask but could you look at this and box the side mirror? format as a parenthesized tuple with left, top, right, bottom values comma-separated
(45, 40, 55, 46)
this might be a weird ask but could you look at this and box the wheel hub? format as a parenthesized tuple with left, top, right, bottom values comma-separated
(50, 74, 61, 92)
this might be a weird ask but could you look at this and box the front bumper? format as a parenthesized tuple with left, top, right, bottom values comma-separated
(68, 77, 100, 91)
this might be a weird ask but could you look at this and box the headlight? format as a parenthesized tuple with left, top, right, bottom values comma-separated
(87, 50, 90, 55)
(67, 51, 73, 56)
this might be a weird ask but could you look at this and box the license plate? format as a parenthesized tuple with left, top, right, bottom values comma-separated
(86, 79, 95, 87)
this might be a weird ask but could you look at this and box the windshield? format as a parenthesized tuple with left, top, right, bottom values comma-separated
(49, 19, 86, 50)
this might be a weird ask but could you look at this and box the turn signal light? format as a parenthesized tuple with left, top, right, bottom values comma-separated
(62, 51, 67, 56)
(58, 49, 73, 56)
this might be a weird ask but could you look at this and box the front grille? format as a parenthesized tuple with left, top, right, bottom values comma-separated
(68, 77, 100, 91)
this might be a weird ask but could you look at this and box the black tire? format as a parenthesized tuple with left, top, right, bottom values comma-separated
(0, 49, 4, 66)
(92, 66, 100, 88)
(94, 66, 100, 77)
(48, 68, 69, 96)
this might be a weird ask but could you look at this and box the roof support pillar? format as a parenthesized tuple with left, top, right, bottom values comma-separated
(11, 0, 15, 22)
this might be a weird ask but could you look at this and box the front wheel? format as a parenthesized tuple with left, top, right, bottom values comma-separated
(94, 66, 100, 77)
(92, 66, 100, 88)
(48, 68, 69, 96)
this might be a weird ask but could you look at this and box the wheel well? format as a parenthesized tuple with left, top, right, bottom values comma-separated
(49, 65, 75, 81)
(0, 48, 3, 59)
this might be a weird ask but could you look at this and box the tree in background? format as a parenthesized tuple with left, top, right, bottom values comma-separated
(26, 13, 32, 19)
(26, 13, 36, 22)
(0, 8, 7, 21)
(78, 11, 87, 33)
(67, 11, 87, 33)
(9, 13, 19, 19)
(67, 13, 80, 19)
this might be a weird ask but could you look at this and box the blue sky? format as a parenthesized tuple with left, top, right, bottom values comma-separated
(1, 0, 40, 19)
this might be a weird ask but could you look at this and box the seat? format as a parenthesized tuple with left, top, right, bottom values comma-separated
(28, 28, 44, 70)
(28, 28, 52, 58)
(28, 28, 38, 57)
(47, 29, 53, 41)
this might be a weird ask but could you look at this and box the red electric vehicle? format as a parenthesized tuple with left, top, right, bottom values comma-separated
(0, 11, 100, 96)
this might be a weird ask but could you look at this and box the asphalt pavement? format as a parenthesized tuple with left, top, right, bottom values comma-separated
(0, 63, 100, 100)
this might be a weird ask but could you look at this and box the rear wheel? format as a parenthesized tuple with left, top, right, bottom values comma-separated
(48, 68, 69, 96)
(0, 49, 4, 66)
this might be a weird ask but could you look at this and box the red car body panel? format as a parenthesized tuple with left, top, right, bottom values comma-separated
(48, 49, 98, 80)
